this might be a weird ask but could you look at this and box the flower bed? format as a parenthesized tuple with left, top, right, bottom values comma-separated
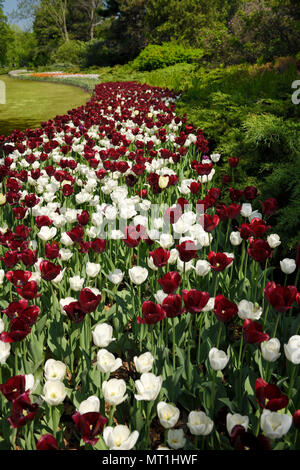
(0, 81, 299, 451)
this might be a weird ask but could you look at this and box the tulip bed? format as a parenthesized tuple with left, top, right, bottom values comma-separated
(0, 81, 299, 451)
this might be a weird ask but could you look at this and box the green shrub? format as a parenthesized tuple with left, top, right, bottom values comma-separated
(51, 40, 87, 66)
(131, 43, 203, 71)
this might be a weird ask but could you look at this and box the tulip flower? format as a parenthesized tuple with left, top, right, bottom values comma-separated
(72, 412, 108, 445)
(208, 252, 234, 272)
(133, 352, 154, 374)
(284, 335, 300, 364)
(158, 271, 181, 294)
(214, 295, 238, 323)
(242, 319, 270, 344)
(134, 373, 162, 401)
(92, 323, 116, 347)
(264, 281, 297, 312)
(176, 240, 198, 262)
(36, 434, 59, 450)
(137, 301, 166, 325)
(260, 409, 292, 439)
(78, 396, 100, 414)
(157, 402, 180, 429)
(187, 411, 214, 436)
(8, 392, 39, 428)
(44, 359, 66, 381)
(182, 289, 210, 315)
(226, 413, 249, 435)
(103, 425, 139, 450)
(255, 378, 288, 411)
(167, 429, 186, 449)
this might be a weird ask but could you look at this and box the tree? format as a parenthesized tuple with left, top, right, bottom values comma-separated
(0, 5, 13, 66)
(76, 0, 103, 40)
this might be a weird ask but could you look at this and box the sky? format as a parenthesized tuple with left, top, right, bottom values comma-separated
(3, 0, 32, 30)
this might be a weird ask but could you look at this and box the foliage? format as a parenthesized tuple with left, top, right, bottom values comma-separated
(51, 39, 87, 66)
(131, 43, 204, 71)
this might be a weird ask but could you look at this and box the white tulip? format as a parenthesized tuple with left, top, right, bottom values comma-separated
(129, 266, 148, 285)
(103, 425, 139, 450)
(261, 338, 281, 362)
(237, 300, 262, 320)
(167, 429, 186, 449)
(194, 260, 211, 277)
(226, 413, 249, 435)
(267, 234, 281, 249)
(0, 318, 4, 334)
(102, 379, 128, 406)
(280, 258, 296, 275)
(208, 348, 229, 371)
(25, 374, 39, 394)
(0, 269, 5, 285)
(69, 275, 85, 291)
(154, 290, 168, 305)
(86, 262, 101, 278)
(44, 359, 66, 381)
(202, 297, 215, 312)
(78, 396, 100, 414)
(59, 248, 73, 261)
(42, 380, 67, 405)
(133, 352, 154, 374)
(134, 373, 162, 401)
(230, 231, 242, 246)
(187, 411, 214, 436)
(0, 340, 11, 364)
(108, 269, 124, 285)
(168, 248, 178, 264)
(260, 409, 292, 439)
(97, 349, 122, 373)
(92, 323, 116, 347)
(157, 402, 180, 429)
(37, 226, 57, 241)
(210, 153, 221, 163)
(284, 335, 300, 364)
(159, 233, 174, 250)
(240, 203, 252, 218)
(60, 232, 74, 246)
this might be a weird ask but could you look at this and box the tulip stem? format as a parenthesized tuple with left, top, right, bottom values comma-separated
(108, 404, 116, 426)
(172, 320, 176, 370)
(272, 312, 281, 338)
(286, 364, 298, 411)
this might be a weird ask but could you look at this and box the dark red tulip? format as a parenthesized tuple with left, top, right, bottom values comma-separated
(72, 412, 108, 446)
(149, 248, 170, 268)
(261, 197, 278, 216)
(36, 434, 59, 450)
(239, 223, 252, 240)
(164, 206, 182, 225)
(214, 295, 238, 323)
(248, 238, 272, 263)
(35, 215, 53, 228)
(264, 281, 298, 312)
(67, 224, 84, 243)
(137, 301, 166, 325)
(203, 214, 220, 232)
(229, 188, 244, 202)
(91, 238, 106, 254)
(249, 218, 271, 238)
(2, 299, 28, 318)
(5, 269, 32, 287)
(255, 378, 289, 411)
(182, 289, 210, 315)
(45, 241, 60, 260)
(242, 319, 270, 344)
(79, 288, 101, 314)
(230, 425, 271, 451)
(208, 251, 233, 272)
(158, 271, 181, 294)
(229, 157, 239, 168)
(77, 210, 90, 226)
(176, 240, 198, 262)
(244, 186, 258, 201)
(0, 317, 32, 342)
(20, 249, 38, 267)
(40, 260, 61, 281)
(16, 280, 40, 300)
(0, 375, 26, 401)
(293, 410, 300, 429)
(63, 301, 86, 323)
(8, 392, 39, 428)
(162, 294, 185, 318)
